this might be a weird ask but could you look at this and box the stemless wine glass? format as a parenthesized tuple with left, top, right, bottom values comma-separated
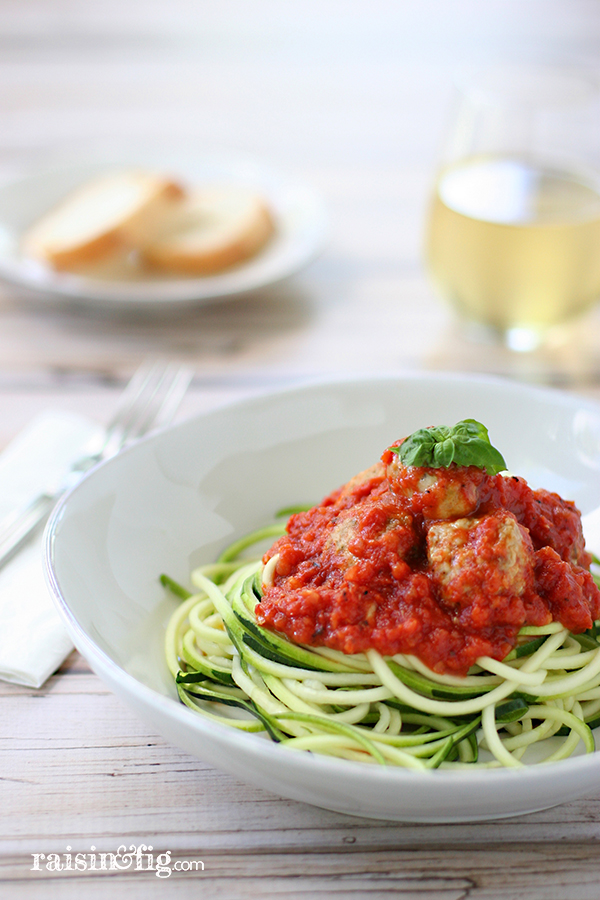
(424, 65, 600, 352)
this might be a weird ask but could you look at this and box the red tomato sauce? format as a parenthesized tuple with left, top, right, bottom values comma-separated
(256, 447, 600, 676)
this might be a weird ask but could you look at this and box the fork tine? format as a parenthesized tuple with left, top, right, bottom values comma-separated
(138, 363, 194, 432)
(100, 359, 193, 458)
(104, 358, 165, 437)
(119, 362, 193, 441)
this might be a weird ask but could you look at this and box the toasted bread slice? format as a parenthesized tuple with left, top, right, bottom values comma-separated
(142, 186, 275, 275)
(22, 170, 185, 270)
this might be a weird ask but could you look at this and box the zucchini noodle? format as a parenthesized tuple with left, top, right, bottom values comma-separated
(164, 522, 600, 770)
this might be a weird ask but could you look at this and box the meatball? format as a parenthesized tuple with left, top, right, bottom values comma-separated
(426, 510, 534, 609)
(386, 457, 489, 520)
(333, 462, 386, 506)
(323, 496, 415, 580)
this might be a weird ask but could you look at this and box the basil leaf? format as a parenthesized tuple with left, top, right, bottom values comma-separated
(433, 438, 456, 468)
(391, 419, 507, 475)
(398, 428, 436, 467)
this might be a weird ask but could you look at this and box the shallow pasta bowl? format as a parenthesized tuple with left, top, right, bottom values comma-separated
(44, 373, 600, 822)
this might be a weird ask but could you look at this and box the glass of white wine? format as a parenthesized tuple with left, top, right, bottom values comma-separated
(425, 65, 600, 352)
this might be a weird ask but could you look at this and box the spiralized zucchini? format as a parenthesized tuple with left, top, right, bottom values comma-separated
(164, 523, 600, 770)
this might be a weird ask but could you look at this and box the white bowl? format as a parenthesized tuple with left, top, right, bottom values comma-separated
(44, 373, 600, 822)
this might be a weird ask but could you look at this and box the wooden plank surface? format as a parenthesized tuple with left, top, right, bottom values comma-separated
(1, 2, 600, 896)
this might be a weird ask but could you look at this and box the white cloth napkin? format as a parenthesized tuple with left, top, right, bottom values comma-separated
(0, 411, 103, 687)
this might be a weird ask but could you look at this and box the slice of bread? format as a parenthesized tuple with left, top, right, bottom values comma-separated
(22, 170, 185, 270)
(141, 186, 275, 275)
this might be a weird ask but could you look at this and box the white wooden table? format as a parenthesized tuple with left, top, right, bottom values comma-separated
(2, 3, 600, 896)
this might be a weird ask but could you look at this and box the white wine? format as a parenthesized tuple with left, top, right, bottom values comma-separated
(425, 156, 600, 341)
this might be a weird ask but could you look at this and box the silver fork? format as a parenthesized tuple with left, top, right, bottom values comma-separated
(0, 358, 193, 568)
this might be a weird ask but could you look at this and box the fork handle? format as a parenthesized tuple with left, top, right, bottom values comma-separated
(0, 493, 56, 569)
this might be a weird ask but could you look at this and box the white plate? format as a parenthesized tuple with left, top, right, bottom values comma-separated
(0, 152, 327, 308)
(44, 373, 600, 822)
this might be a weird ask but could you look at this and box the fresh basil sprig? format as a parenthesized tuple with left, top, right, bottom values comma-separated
(392, 419, 507, 475)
